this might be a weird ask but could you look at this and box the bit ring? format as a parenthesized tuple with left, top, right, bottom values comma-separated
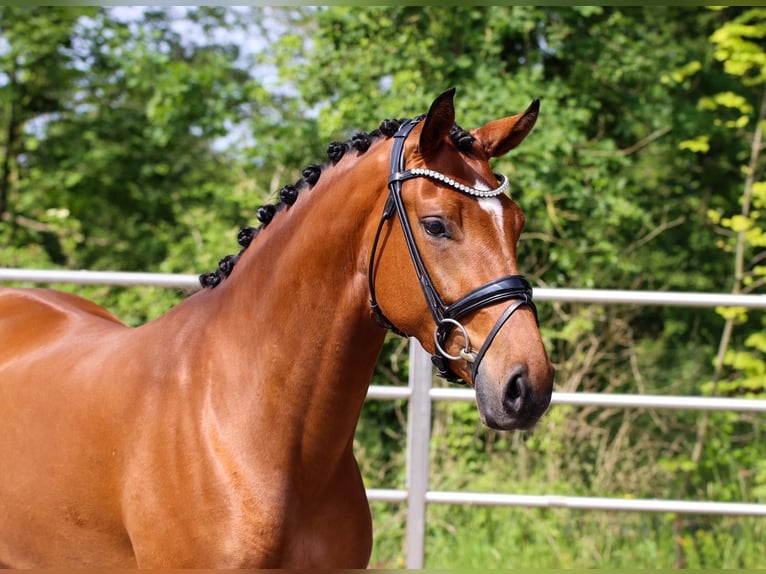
(434, 318, 476, 363)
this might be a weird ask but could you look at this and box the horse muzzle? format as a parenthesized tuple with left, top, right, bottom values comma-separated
(474, 357, 554, 431)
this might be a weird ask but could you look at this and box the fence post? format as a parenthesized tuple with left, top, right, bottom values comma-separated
(405, 338, 432, 569)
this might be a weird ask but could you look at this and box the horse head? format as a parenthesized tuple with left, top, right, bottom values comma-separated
(368, 88, 554, 430)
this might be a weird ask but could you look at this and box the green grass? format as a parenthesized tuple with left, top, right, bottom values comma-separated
(368, 501, 766, 568)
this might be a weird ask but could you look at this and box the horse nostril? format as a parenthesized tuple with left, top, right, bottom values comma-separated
(503, 365, 529, 414)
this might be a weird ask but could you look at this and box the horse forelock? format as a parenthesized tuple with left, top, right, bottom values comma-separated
(199, 118, 477, 289)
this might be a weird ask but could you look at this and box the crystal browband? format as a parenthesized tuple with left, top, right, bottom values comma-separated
(405, 168, 509, 198)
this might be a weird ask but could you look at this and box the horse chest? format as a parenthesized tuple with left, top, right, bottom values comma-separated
(122, 448, 372, 568)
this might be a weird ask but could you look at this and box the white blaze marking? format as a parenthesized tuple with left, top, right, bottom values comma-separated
(476, 186, 513, 261)
(478, 196, 506, 236)
(472, 176, 509, 236)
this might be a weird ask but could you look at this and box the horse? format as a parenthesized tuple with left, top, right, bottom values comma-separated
(0, 89, 554, 568)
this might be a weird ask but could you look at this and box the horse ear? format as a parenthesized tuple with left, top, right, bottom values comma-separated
(472, 99, 540, 158)
(419, 88, 456, 157)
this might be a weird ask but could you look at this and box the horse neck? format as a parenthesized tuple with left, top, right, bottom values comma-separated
(183, 150, 389, 472)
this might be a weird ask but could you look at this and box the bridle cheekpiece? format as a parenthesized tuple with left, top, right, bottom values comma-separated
(368, 117, 538, 385)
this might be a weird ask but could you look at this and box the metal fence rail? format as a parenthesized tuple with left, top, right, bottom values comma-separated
(366, 488, 766, 516)
(5, 267, 766, 308)
(2, 267, 766, 568)
(367, 384, 766, 412)
(0, 268, 200, 288)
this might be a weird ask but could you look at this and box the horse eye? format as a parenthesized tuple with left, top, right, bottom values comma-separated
(421, 217, 450, 238)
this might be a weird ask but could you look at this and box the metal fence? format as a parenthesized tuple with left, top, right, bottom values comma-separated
(3, 267, 766, 568)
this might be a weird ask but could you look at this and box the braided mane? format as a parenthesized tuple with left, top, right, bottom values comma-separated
(199, 119, 476, 288)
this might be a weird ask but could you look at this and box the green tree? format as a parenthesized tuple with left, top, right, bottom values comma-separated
(1, 7, 275, 323)
(0, 7, 95, 261)
(664, 7, 766, 567)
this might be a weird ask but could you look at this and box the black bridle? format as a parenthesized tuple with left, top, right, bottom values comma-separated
(368, 117, 538, 385)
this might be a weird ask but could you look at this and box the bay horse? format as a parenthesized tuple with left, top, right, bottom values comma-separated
(0, 89, 554, 568)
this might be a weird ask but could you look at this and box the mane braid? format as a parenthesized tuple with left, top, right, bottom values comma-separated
(198, 116, 475, 289)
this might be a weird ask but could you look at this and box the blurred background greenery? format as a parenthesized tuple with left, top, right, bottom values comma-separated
(1, 6, 765, 568)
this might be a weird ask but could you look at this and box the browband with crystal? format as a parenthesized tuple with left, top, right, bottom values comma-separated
(388, 168, 509, 198)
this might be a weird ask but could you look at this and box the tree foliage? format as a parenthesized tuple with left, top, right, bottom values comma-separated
(1, 6, 764, 568)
